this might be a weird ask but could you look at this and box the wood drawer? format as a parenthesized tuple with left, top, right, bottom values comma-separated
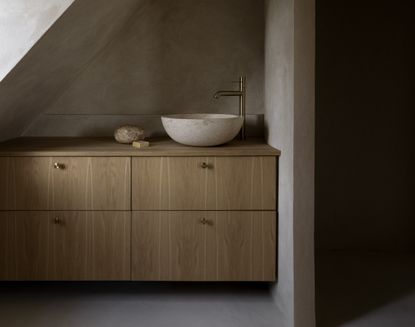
(0, 211, 131, 281)
(0, 157, 131, 210)
(132, 211, 276, 281)
(132, 157, 276, 210)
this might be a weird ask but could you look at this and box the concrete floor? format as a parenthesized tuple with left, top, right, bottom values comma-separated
(0, 282, 282, 327)
(2, 252, 414, 327)
(316, 251, 415, 327)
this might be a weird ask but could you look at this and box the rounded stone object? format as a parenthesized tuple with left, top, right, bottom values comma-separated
(114, 125, 145, 144)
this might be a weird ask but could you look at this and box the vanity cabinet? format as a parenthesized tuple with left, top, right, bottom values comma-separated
(0, 211, 130, 280)
(0, 157, 130, 210)
(0, 138, 280, 282)
(132, 157, 276, 210)
(132, 211, 276, 281)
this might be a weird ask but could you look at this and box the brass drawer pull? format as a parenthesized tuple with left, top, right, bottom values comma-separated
(53, 163, 65, 170)
(200, 218, 212, 226)
(200, 162, 211, 169)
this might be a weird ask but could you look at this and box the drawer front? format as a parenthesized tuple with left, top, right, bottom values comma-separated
(0, 211, 131, 281)
(0, 157, 131, 210)
(132, 157, 276, 210)
(132, 211, 276, 281)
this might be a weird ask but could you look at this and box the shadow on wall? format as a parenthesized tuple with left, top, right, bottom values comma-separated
(41, 0, 265, 117)
(316, 252, 415, 327)
(0, 0, 266, 140)
(0, 0, 142, 141)
(315, 0, 415, 252)
(316, 1, 415, 325)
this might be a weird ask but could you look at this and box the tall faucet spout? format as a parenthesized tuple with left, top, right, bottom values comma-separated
(213, 76, 246, 140)
(213, 90, 243, 99)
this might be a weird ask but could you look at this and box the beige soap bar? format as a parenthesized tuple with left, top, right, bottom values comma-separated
(132, 140, 150, 149)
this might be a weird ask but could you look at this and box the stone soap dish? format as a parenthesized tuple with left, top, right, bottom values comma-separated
(161, 114, 243, 147)
(114, 126, 145, 144)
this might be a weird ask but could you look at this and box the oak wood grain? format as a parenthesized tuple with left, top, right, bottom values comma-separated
(0, 157, 52, 210)
(0, 211, 131, 281)
(132, 157, 276, 210)
(50, 211, 88, 280)
(0, 137, 281, 157)
(86, 211, 131, 280)
(0, 212, 8, 279)
(51, 157, 131, 210)
(132, 211, 205, 281)
(0, 157, 131, 210)
(0, 211, 50, 280)
(210, 157, 276, 210)
(207, 211, 276, 281)
(50, 211, 131, 280)
(132, 211, 276, 281)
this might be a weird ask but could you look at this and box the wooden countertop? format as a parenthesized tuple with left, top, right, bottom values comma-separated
(0, 137, 281, 157)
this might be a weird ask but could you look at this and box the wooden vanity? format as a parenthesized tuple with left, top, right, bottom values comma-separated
(0, 138, 280, 282)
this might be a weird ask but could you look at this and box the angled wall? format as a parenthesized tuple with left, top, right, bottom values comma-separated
(0, 0, 143, 141)
(23, 0, 266, 138)
(0, 0, 74, 81)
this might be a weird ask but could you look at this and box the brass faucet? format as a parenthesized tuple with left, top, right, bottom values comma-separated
(214, 76, 246, 140)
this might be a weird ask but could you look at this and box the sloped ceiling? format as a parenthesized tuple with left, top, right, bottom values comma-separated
(0, 0, 145, 141)
(0, 0, 74, 81)
(42, 0, 265, 117)
(0, 0, 265, 141)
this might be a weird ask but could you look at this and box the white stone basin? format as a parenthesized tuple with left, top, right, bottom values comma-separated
(161, 114, 243, 147)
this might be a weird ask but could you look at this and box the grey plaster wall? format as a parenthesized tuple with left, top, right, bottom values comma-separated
(265, 0, 315, 326)
(20, 0, 266, 138)
(0, 0, 148, 141)
(23, 114, 265, 138)
(0, 0, 74, 81)
(265, 0, 294, 325)
(316, 0, 415, 251)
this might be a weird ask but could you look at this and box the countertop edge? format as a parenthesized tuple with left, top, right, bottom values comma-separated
(0, 137, 281, 157)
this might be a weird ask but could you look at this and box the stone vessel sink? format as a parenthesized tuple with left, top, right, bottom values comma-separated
(161, 114, 243, 147)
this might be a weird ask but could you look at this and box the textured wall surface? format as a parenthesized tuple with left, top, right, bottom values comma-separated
(265, 0, 294, 325)
(16, 0, 266, 138)
(45, 0, 264, 116)
(0, 0, 147, 141)
(23, 114, 264, 138)
(316, 0, 415, 251)
(265, 0, 315, 326)
(0, 0, 74, 81)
